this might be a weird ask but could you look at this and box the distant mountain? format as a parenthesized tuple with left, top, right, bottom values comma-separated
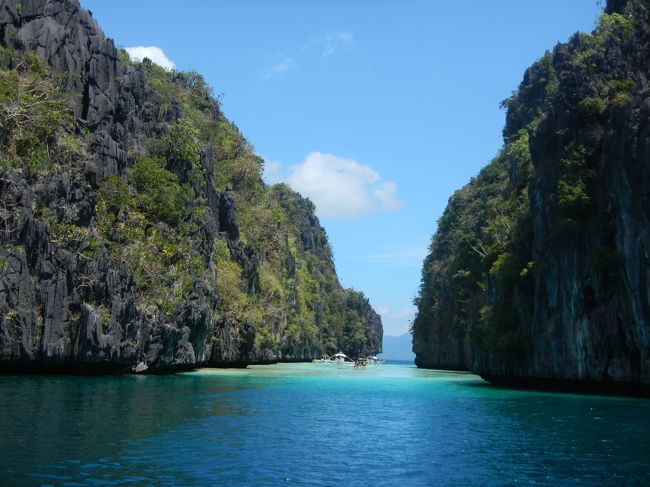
(378, 333, 415, 362)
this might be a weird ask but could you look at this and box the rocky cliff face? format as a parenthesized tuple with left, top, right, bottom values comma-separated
(0, 0, 381, 373)
(413, 0, 650, 393)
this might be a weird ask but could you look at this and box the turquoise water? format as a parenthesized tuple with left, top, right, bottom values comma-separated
(1, 363, 649, 486)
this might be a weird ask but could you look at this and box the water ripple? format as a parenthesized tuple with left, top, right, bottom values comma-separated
(0, 364, 648, 485)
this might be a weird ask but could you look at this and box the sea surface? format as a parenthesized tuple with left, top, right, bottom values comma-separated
(1, 363, 649, 486)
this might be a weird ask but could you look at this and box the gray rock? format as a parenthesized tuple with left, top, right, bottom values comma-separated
(0, 0, 383, 374)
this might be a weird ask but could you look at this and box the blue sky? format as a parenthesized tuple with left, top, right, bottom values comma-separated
(81, 0, 603, 336)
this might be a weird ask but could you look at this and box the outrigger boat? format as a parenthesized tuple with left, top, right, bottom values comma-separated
(333, 352, 354, 364)
(312, 352, 384, 367)
(312, 352, 354, 365)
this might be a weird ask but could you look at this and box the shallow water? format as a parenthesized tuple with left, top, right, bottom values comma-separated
(0, 363, 649, 485)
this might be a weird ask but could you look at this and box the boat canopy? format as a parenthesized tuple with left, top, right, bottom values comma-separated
(333, 352, 352, 360)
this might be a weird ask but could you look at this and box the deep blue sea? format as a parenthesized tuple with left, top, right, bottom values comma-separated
(1, 363, 649, 486)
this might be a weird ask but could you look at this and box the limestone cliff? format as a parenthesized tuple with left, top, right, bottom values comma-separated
(0, 0, 381, 373)
(413, 0, 650, 393)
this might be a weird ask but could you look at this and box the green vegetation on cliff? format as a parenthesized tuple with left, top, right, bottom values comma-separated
(0, 48, 81, 173)
(0, 0, 381, 372)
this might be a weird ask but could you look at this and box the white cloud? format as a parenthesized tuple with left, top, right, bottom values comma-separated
(280, 152, 401, 219)
(393, 307, 415, 320)
(378, 305, 416, 336)
(262, 32, 353, 80)
(262, 57, 296, 79)
(125, 46, 175, 70)
(263, 160, 283, 185)
(376, 304, 391, 316)
(322, 31, 354, 57)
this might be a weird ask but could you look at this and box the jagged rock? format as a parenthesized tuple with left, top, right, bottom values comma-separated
(206, 316, 255, 366)
(0, 250, 37, 360)
(134, 361, 148, 373)
(72, 304, 117, 361)
(218, 191, 239, 240)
